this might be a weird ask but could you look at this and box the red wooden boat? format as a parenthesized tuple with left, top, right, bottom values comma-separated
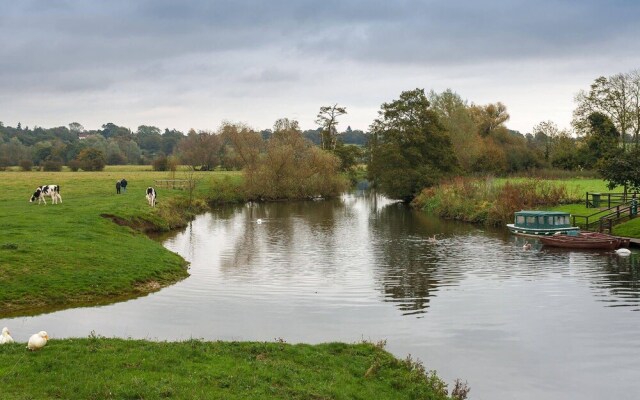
(539, 232, 629, 250)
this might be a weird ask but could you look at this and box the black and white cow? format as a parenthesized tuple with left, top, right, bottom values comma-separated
(146, 187, 157, 207)
(30, 185, 62, 205)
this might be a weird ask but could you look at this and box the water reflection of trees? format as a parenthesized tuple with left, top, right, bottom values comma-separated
(596, 253, 640, 310)
(540, 247, 640, 310)
(217, 198, 350, 278)
(370, 203, 471, 316)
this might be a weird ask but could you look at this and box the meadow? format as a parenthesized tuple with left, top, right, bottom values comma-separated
(0, 337, 456, 400)
(0, 166, 243, 317)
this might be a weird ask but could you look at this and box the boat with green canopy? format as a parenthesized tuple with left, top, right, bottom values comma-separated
(507, 210, 580, 237)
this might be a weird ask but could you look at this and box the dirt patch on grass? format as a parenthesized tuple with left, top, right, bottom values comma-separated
(135, 280, 162, 292)
(100, 214, 161, 233)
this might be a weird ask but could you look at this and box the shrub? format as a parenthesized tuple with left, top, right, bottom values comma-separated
(412, 177, 580, 226)
(152, 154, 169, 171)
(245, 139, 347, 200)
(19, 159, 33, 171)
(68, 159, 80, 172)
(0, 156, 10, 168)
(76, 148, 106, 171)
(42, 159, 63, 171)
(107, 152, 126, 165)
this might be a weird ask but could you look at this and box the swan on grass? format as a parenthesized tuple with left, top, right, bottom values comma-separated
(27, 331, 49, 351)
(0, 327, 14, 344)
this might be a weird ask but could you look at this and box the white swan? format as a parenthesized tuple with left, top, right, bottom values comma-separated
(256, 218, 263, 224)
(615, 248, 632, 256)
(522, 241, 532, 251)
(27, 331, 49, 351)
(0, 327, 14, 344)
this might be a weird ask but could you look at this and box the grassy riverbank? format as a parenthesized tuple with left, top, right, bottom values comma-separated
(0, 167, 244, 317)
(0, 338, 456, 400)
(411, 177, 638, 232)
(412, 177, 583, 225)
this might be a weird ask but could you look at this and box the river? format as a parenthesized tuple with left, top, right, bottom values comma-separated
(2, 191, 640, 399)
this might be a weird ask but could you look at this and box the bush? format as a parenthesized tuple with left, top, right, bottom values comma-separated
(107, 152, 126, 165)
(19, 159, 33, 171)
(42, 160, 63, 171)
(412, 177, 581, 226)
(152, 154, 169, 171)
(0, 156, 10, 168)
(76, 148, 106, 171)
(68, 159, 80, 172)
(244, 135, 348, 200)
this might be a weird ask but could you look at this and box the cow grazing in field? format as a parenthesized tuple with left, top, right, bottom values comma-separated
(146, 187, 157, 207)
(30, 185, 62, 205)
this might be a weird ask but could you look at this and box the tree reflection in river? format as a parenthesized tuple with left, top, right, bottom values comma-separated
(217, 198, 350, 279)
(595, 252, 640, 310)
(368, 201, 477, 316)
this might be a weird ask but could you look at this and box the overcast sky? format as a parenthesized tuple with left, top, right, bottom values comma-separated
(1, 0, 639, 134)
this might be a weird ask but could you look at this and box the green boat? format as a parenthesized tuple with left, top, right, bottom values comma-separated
(507, 211, 580, 237)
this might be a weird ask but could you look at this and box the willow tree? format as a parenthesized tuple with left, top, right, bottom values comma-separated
(225, 119, 347, 200)
(368, 89, 458, 201)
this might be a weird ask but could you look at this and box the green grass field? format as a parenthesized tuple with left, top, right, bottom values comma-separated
(0, 338, 455, 400)
(540, 180, 640, 237)
(0, 167, 243, 317)
(0, 166, 458, 400)
(496, 177, 619, 198)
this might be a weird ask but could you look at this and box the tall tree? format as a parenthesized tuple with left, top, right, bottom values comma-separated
(429, 89, 480, 171)
(135, 125, 162, 154)
(469, 102, 509, 137)
(177, 129, 222, 171)
(316, 104, 347, 150)
(629, 69, 640, 146)
(68, 122, 84, 134)
(368, 88, 458, 201)
(579, 112, 620, 168)
(598, 147, 640, 192)
(161, 129, 185, 155)
(531, 120, 560, 161)
(574, 71, 639, 149)
(220, 123, 263, 171)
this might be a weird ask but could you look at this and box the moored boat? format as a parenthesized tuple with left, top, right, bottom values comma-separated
(539, 232, 629, 250)
(507, 211, 580, 237)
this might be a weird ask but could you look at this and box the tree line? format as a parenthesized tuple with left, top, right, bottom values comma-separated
(367, 69, 640, 200)
(2, 68, 639, 199)
(0, 120, 368, 172)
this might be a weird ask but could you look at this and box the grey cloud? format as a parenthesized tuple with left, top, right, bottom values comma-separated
(1, 0, 638, 132)
(241, 68, 300, 83)
(3, 0, 638, 77)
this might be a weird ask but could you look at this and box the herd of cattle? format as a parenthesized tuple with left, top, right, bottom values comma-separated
(29, 183, 157, 207)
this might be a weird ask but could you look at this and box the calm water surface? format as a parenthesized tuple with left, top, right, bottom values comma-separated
(3, 192, 640, 400)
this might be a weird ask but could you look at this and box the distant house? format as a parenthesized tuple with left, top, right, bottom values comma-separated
(78, 133, 89, 140)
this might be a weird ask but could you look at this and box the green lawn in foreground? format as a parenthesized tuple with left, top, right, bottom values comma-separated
(0, 167, 242, 317)
(0, 339, 452, 400)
